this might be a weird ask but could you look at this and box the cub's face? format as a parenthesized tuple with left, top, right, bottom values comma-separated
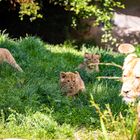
(60, 72, 78, 92)
(84, 53, 100, 68)
(121, 54, 140, 103)
(60, 71, 85, 95)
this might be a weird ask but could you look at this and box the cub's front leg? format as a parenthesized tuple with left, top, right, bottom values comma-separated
(95, 65, 99, 72)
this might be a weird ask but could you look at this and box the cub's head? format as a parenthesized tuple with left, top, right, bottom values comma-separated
(60, 71, 79, 84)
(118, 43, 140, 103)
(121, 56, 140, 103)
(60, 71, 81, 93)
(84, 53, 100, 68)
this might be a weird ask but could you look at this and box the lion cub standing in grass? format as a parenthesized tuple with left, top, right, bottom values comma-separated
(60, 71, 85, 96)
(0, 48, 23, 72)
(78, 52, 100, 73)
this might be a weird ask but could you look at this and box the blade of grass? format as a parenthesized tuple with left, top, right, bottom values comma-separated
(100, 117, 109, 140)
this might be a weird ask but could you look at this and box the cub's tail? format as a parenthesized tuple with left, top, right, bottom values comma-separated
(13, 63, 23, 72)
(4, 49, 23, 72)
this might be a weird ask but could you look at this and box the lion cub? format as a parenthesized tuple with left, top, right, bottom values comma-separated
(0, 48, 23, 72)
(78, 53, 100, 73)
(60, 71, 85, 96)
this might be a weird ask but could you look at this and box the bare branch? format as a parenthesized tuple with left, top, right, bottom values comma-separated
(97, 76, 122, 82)
(89, 63, 122, 69)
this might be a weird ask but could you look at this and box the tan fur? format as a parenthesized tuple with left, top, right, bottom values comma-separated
(60, 71, 85, 96)
(120, 53, 140, 103)
(118, 43, 135, 54)
(0, 48, 23, 72)
(118, 43, 140, 102)
(78, 53, 100, 73)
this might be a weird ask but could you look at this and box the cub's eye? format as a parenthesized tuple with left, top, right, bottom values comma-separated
(67, 80, 70, 82)
(62, 76, 65, 78)
(135, 76, 140, 79)
(73, 80, 75, 82)
(123, 75, 127, 77)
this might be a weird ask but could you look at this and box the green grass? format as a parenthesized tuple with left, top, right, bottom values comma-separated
(0, 32, 139, 139)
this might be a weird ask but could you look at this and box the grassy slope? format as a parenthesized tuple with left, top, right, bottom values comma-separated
(0, 34, 137, 139)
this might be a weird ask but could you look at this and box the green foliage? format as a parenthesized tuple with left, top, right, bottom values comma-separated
(0, 110, 74, 139)
(1, 0, 125, 45)
(0, 32, 138, 139)
(91, 97, 138, 139)
(4, 0, 124, 31)
(49, 0, 124, 45)
(50, 0, 124, 28)
(19, 2, 43, 21)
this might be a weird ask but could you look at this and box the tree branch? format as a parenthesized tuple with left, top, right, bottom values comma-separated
(89, 62, 122, 69)
(97, 76, 122, 81)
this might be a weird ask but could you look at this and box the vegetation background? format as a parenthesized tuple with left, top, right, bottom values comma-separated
(0, 32, 139, 139)
(0, 0, 140, 139)
(0, 0, 124, 44)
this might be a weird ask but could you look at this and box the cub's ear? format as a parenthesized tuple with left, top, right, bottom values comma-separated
(74, 71, 80, 75)
(60, 72, 66, 78)
(84, 52, 89, 57)
(124, 53, 137, 64)
(93, 54, 101, 59)
(118, 43, 135, 54)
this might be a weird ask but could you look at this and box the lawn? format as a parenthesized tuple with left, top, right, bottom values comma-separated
(0, 33, 138, 140)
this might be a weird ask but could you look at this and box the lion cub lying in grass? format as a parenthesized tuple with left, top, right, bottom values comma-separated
(60, 71, 85, 96)
(78, 52, 100, 73)
(0, 48, 23, 72)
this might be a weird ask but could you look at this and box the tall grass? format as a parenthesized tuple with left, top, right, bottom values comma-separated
(0, 32, 139, 139)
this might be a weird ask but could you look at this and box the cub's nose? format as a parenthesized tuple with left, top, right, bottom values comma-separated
(123, 90, 130, 94)
(121, 82, 132, 95)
